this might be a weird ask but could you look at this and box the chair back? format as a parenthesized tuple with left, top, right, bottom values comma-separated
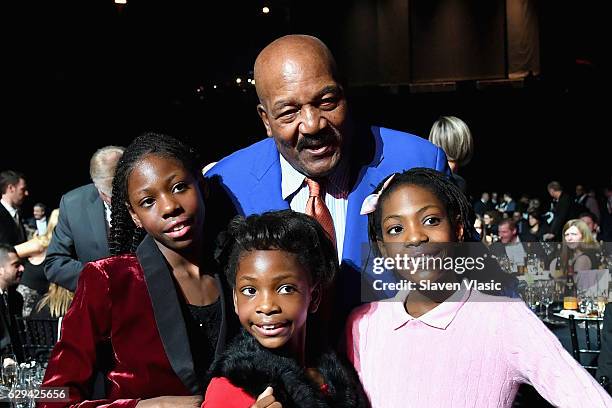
(569, 314, 602, 375)
(15, 316, 59, 363)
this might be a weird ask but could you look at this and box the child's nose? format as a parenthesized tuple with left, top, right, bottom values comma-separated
(403, 231, 428, 246)
(256, 293, 281, 315)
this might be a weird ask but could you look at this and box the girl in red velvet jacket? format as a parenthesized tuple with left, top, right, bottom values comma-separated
(41, 133, 239, 408)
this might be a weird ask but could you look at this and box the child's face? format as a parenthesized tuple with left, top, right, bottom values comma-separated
(127, 154, 205, 252)
(233, 250, 318, 353)
(377, 184, 461, 283)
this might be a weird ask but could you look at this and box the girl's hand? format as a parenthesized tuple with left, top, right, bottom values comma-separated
(250, 386, 282, 408)
(136, 395, 203, 408)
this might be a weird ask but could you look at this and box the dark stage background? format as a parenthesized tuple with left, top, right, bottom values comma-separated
(3, 0, 609, 217)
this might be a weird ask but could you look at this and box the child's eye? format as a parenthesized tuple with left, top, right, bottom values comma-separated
(172, 182, 188, 194)
(386, 225, 403, 236)
(240, 287, 257, 297)
(140, 197, 155, 208)
(424, 217, 441, 226)
(278, 285, 296, 294)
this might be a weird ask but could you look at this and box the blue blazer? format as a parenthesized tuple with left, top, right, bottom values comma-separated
(206, 126, 449, 310)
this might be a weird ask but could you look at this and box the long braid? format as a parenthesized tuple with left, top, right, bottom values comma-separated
(367, 167, 478, 247)
(109, 132, 203, 256)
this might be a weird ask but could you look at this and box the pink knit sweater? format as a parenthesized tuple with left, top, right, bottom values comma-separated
(347, 287, 612, 407)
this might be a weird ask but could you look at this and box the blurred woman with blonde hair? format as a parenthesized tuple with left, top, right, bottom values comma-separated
(14, 209, 60, 316)
(429, 115, 474, 193)
(550, 219, 601, 276)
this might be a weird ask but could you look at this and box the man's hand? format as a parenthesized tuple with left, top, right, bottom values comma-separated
(250, 387, 282, 408)
(136, 395, 203, 408)
(543, 233, 555, 241)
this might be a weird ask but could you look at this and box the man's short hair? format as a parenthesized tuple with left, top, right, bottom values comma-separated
(579, 211, 599, 224)
(90, 146, 125, 197)
(0, 243, 17, 265)
(0, 170, 25, 194)
(33, 202, 47, 212)
(547, 181, 562, 192)
(498, 219, 517, 231)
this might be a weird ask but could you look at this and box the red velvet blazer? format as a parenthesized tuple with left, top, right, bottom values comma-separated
(40, 235, 234, 408)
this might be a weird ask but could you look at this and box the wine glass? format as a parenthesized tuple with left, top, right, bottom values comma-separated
(598, 294, 608, 317)
(1, 353, 18, 389)
(541, 285, 553, 321)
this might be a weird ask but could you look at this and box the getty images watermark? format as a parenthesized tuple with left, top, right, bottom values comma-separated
(369, 246, 503, 293)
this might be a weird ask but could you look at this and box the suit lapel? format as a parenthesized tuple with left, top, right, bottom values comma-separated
(86, 187, 110, 256)
(0, 292, 10, 350)
(246, 140, 289, 213)
(342, 126, 385, 266)
(0, 205, 18, 244)
(136, 235, 200, 393)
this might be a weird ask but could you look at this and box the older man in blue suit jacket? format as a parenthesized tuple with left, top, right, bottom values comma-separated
(206, 35, 448, 320)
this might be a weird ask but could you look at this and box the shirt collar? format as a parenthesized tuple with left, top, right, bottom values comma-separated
(279, 153, 350, 200)
(0, 199, 17, 218)
(389, 283, 471, 330)
(103, 201, 112, 225)
(280, 154, 307, 200)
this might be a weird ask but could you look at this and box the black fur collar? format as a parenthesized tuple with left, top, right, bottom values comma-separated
(210, 330, 369, 408)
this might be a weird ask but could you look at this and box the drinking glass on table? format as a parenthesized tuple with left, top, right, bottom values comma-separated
(541, 285, 553, 321)
(1, 353, 18, 389)
(597, 294, 607, 317)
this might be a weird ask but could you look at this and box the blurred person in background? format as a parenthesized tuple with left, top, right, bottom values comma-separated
(580, 212, 600, 242)
(0, 244, 24, 359)
(26, 202, 48, 238)
(428, 115, 474, 193)
(550, 219, 600, 276)
(45, 146, 125, 291)
(0, 170, 29, 246)
(575, 184, 601, 221)
(473, 192, 494, 216)
(483, 210, 500, 243)
(543, 181, 572, 241)
(14, 208, 59, 316)
(522, 210, 550, 242)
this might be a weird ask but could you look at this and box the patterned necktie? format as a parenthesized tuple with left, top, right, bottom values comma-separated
(13, 212, 25, 243)
(304, 178, 336, 247)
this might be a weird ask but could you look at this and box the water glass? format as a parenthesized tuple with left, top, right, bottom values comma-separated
(1, 353, 18, 389)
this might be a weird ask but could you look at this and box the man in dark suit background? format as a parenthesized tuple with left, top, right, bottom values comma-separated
(0, 170, 29, 246)
(26, 202, 48, 237)
(0, 244, 25, 360)
(473, 192, 494, 217)
(489, 219, 547, 267)
(44, 146, 124, 291)
(543, 181, 572, 242)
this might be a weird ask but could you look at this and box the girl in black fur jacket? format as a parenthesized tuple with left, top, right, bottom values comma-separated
(202, 211, 369, 408)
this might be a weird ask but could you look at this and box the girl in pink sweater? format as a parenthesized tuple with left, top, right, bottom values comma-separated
(347, 168, 611, 407)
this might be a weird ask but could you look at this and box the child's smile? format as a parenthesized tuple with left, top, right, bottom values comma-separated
(378, 184, 460, 283)
(233, 250, 316, 355)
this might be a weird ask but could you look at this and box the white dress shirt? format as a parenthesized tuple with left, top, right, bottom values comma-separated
(35, 218, 48, 235)
(0, 199, 18, 219)
(279, 154, 349, 261)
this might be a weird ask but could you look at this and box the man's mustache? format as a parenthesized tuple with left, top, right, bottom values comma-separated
(296, 131, 338, 151)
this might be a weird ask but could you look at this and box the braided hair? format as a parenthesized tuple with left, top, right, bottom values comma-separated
(109, 132, 203, 256)
(367, 167, 478, 251)
(220, 210, 338, 289)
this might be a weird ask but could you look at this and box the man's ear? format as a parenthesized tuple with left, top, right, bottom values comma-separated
(126, 202, 142, 229)
(309, 284, 322, 313)
(257, 104, 273, 137)
(233, 289, 239, 315)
